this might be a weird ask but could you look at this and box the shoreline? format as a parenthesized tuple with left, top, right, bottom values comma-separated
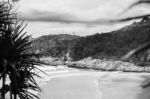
(38, 70, 150, 99)
(40, 57, 150, 72)
(37, 57, 150, 99)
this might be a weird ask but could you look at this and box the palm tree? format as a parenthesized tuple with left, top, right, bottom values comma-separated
(0, 1, 44, 99)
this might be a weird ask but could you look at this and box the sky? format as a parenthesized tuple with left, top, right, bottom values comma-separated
(17, 0, 150, 38)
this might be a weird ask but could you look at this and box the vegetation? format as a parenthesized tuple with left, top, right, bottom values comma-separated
(32, 18, 150, 66)
(31, 34, 79, 57)
(0, 1, 43, 99)
(69, 19, 150, 62)
(116, 0, 150, 88)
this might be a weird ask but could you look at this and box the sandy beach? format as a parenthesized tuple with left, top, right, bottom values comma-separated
(37, 67, 150, 99)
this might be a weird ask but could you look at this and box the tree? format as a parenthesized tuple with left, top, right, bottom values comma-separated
(0, 1, 44, 99)
(118, 0, 150, 88)
(118, 0, 150, 60)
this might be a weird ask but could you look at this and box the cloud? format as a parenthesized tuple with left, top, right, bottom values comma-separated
(20, 0, 147, 26)
(22, 10, 78, 23)
(25, 21, 133, 38)
(20, 0, 137, 25)
(18, 0, 150, 38)
(22, 10, 132, 26)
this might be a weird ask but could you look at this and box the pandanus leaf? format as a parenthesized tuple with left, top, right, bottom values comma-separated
(0, 84, 10, 95)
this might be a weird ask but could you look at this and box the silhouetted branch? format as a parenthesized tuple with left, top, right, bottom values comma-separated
(122, 0, 150, 13)
(122, 42, 150, 60)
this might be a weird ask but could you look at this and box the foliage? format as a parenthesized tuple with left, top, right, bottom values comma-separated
(119, 0, 150, 60)
(32, 18, 150, 64)
(0, 1, 43, 99)
(31, 34, 79, 57)
(116, 0, 150, 88)
(69, 20, 150, 62)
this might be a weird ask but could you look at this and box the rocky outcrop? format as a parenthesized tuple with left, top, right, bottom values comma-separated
(66, 57, 150, 72)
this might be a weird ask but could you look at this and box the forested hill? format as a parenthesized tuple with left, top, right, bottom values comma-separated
(31, 34, 80, 57)
(69, 18, 150, 62)
(32, 18, 150, 64)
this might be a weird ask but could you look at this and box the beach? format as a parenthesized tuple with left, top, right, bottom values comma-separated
(37, 66, 150, 99)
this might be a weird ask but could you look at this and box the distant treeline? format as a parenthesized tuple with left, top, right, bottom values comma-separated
(31, 34, 79, 57)
(70, 20, 150, 62)
(32, 19, 150, 64)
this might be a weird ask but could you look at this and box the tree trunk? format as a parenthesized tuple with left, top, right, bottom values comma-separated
(10, 84, 12, 99)
(1, 75, 6, 99)
(14, 94, 17, 99)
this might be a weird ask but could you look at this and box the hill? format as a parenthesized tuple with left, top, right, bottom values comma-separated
(32, 18, 150, 65)
(31, 34, 80, 57)
(69, 18, 150, 65)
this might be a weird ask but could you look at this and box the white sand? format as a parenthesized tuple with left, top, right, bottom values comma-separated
(38, 70, 150, 99)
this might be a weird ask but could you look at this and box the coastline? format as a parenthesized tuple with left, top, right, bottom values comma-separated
(37, 57, 150, 99)
(40, 57, 150, 72)
(38, 70, 150, 99)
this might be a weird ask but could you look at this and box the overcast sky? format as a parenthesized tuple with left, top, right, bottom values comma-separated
(18, 0, 150, 38)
